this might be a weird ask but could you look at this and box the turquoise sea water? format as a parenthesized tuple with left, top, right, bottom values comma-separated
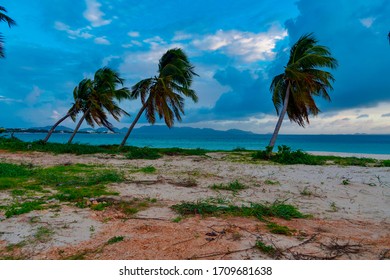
(11, 133, 390, 155)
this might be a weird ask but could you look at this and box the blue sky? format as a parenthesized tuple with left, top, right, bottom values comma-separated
(0, 0, 389, 134)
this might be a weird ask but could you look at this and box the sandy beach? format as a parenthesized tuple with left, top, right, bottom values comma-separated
(0, 150, 389, 260)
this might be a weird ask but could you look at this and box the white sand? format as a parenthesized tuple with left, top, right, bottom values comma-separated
(308, 151, 390, 160)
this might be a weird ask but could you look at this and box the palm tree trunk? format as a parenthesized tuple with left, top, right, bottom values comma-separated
(119, 103, 147, 148)
(43, 112, 72, 143)
(267, 83, 291, 154)
(67, 108, 90, 144)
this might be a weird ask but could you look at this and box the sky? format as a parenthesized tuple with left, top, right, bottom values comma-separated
(0, 0, 389, 134)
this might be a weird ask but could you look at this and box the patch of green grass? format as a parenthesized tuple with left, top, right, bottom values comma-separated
(266, 222, 295, 235)
(158, 147, 209, 156)
(342, 179, 350, 185)
(0, 163, 33, 177)
(90, 203, 108, 211)
(382, 160, 390, 167)
(209, 180, 247, 193)
(264, 179, 280, 185)
(107, 236, 124, 245)
(0, 163, 123, 217)
(5, 201, 45, 218)
(11, 189, 26, 196)
(125, 146, 161, 160)
(255, 240, 276, 255)
(139, 166, 156, 173)
(34, 226, 54, 242)
(171, 200, 306, 221)
(171, 216, 182, 223)
(252, 145, 384, 167)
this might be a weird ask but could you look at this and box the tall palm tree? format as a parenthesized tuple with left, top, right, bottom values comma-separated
(120, 48, 198, 148)
(67, 67, 130, 144)
(0, 6, 16, 58)
(267, 33, 338, 155)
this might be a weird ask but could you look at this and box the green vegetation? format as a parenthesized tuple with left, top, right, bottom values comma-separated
(34, 226, 54, 242)
(107, 236, 124, 245)
(139, 166, 157, 173)
(342, 179, 350, 185)
(5, 201, 45, 218)
(266, 222, 295, 235)
(255, 241, 276, 255)
(171, 216, 182, 223)
(120, 48, 198, 147)
(253, 145, 385, 167)
(0, 162, 124, 217)
(209, 180, 247, 193)
(267, 33, 338, 154)
(125, 146, 161, 159)
(171, 200, 306, 221)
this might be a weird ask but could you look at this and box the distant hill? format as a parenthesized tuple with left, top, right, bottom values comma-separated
(6, 125, 256, 137)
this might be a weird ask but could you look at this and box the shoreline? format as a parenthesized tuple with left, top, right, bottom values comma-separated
(308, 151, 390, 160)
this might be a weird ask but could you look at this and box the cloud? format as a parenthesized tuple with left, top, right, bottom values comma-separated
(356, 114, 369, 119)
(25, 86, 44, 105)
(359, 17, 376, 28)
(94, 36, 111, 45)
(128, 31, 140, 38)
(83, 0, 112, 27)
(54, 21, 93, 39)
(382, 113, 390, 117)
(0, 95, 23, 104)
(192, 25, 287, 62)
(283, 0, 390, 112)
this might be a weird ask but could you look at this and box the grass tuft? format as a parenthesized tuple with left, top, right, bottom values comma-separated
(171, 200, 306, 221)
(209, 180, 247, 193)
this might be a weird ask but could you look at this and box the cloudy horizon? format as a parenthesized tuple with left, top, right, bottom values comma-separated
(1, 0, 389, 134)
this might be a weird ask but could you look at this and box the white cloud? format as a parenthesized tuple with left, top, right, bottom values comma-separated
(54, 21, 93, 39)
(0, 95, 22, 104)
(192, 25, 287, 62)
(94, 36, 111, 45)
(122, 40, 143, 48)
(360, 17, 376, 28)
(102, 55, 120, 67)
(83, 0, 112, 27)
(25, 86, 44, 105)
(172, 31, 193, 41)
(50, 110, 61, 120)
(128, 31, 140, 37)
(119, 41, 184, 81)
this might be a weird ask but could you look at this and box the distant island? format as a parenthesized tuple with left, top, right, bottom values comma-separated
(3, 125, 256, 137)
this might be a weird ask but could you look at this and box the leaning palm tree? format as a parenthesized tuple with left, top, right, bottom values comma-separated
(119, 48, 198, 148)
(267, 33, 338, 155)
(42, 83, 87, 143)
(0, 6, 16, 58)
(67, 67, 130, 144)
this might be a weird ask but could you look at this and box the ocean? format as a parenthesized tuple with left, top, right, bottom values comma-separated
(11, 132, 390, 155)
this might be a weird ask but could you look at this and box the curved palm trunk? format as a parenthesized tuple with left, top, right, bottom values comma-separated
(119, 103, 147, 148)
(267, 83, 291, 155)
(43, 111, 73, 143)
(67, 108, 90, 144)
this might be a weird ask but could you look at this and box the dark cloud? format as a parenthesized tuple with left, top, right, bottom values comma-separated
(284, 0, 390, 111)
(382, 113, 390, 117)
(357, 114, 369, 119)
(212, 67, 275, 118)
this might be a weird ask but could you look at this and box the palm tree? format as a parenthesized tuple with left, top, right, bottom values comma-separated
(0, 6, 16, 58)
(267, 33, 338, 155)
(67, 67, 130, 144)
(120, 48, 198, 148)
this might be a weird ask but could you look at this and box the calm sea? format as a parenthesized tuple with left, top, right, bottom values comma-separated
(11, 132, 390, 155)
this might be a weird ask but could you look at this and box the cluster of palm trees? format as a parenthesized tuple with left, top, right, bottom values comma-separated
(2, 5, 341, 152)
(43, 48, 198, 147)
